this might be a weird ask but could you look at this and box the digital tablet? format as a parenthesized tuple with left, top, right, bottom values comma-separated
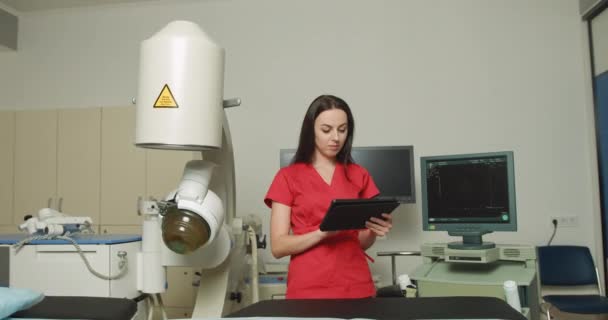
(319, 198, 400, 231)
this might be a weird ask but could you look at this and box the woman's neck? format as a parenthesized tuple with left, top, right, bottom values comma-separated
(312, 152, 337, 168)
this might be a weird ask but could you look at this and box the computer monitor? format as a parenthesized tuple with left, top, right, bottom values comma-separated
(420, 151, 516, 249)
(280, 146, 415, 203)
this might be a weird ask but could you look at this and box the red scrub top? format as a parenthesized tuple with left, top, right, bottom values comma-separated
(264, 162, 380, 299)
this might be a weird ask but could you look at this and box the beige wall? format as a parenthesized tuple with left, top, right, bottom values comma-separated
(0, 0, 600, 286)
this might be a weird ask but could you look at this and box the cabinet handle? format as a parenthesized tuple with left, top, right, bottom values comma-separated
(58, 197, 63, 212)
(137, 196, 142, 216)
(47, 197, 53, 209)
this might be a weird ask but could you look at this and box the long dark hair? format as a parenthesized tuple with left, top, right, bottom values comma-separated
(293, 94, 355, 165)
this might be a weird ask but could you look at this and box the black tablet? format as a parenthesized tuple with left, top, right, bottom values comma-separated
(319, 198, 400, 231)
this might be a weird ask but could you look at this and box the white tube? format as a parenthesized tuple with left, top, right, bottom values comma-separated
(503, 280, 522, 313)
(176, 160, 216, 202)
(247, 226, 259, 303)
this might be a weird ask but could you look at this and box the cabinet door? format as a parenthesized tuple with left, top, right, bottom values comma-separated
(100, 106, 146, 225)
(10, 244, 111, 297)
(146, 150, 194, 200)
(14, 110, 57, 224)
(0, 112, 14, 226)
(57, 108, 101, 224)
(0, 225, 18, 233)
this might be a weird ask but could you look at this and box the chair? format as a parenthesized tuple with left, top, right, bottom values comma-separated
(537, 245, 608, 318)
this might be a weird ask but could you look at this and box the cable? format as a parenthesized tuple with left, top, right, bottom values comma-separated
(155, 293, 168, 320)
(132, 293, 150, 303)
(547, 219, 558, 246)
(12, 233, 128, 280)
(146, 296, 154, 320)
(247, 225, 259, 303)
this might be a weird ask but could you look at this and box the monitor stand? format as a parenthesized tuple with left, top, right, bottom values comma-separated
(447, 231, 495, 250)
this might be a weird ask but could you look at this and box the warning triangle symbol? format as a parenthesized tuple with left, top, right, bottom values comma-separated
(153, 84, 179, 108)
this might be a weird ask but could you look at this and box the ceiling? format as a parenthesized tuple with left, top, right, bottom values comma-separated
(0, 0, 161, 12)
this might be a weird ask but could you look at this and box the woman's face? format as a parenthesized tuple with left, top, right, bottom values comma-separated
(314, 108, 348, 160)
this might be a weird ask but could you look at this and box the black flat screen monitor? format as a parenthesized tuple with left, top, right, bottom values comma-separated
(420, 151, 517, 249)
(280, 146, 415, 203)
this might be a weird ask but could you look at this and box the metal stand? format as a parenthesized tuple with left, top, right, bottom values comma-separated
(377, 251, 421, 285)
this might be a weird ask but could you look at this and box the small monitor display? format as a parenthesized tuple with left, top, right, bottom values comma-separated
(426, 156, 510, 223)
(280, 146, 415, 203)
(420, 151, 517, 249)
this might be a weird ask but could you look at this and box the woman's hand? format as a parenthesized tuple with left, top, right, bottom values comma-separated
(365, 213, 393, 237)
(318, 229, 340, 239)
(271, 202, 337, 258)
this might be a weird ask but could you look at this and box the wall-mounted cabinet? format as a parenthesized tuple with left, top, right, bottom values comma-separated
(14, 110, 58, 224)
(13, 109, 101, 226)
(57, 108, 101, 224)
(3, 105, 192, 235)
(4, 106, 201, 311)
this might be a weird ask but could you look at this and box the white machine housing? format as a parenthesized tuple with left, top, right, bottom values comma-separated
(169, 160, 225, 246)
(19, 208, 93, 236)
(136, 20, 225, 150)
(135, 20, 248, 318)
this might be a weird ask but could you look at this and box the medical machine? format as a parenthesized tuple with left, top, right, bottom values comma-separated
(420, 151, 517, 249)
(411, 151, 540, 320)
(134, 20, 257, 318)
(19, 208, 93, 236)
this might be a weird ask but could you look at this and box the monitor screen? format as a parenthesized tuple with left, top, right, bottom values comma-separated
(420, 151, 516, 248)
(280, 146, 415, 203)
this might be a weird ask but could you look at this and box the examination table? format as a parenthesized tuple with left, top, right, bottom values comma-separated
(11, 296, 138, 320)
(227, 296, 528, 320)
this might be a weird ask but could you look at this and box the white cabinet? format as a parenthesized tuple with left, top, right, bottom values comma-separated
(13, 109, 101, 226)
(259, 274, 287, 300)
(4, 236, 140, 298)
(0, 112, 14, 227)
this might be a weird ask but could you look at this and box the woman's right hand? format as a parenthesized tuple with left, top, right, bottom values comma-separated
(271, 201, 339, 258)
(318, 229, 340, 240)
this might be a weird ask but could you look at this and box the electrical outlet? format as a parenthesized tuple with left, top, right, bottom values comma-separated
(550, 216, 579, 227)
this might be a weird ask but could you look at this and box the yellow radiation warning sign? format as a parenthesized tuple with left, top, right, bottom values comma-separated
(153, 84, 179, 108)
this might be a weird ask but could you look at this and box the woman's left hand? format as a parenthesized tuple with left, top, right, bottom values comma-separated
(365, 213, 393, 237)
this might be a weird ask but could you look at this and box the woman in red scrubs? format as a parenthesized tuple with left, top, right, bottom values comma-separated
(264, 94, 393, 299)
